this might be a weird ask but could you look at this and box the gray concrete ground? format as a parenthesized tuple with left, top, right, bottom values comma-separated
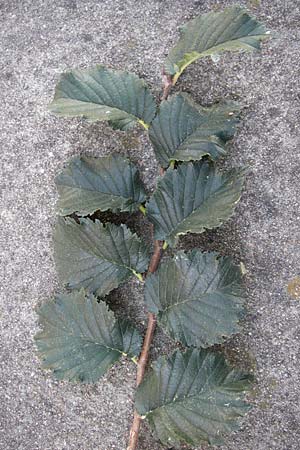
(1, 0, 300, 449)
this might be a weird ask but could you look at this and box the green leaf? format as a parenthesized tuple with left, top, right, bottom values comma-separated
(146, 161, 245, 246)
(54, 218, 149, 296)
(35, 289, 141, 382)
(164, 6, 269, 83)
(145, 250, 245, 347)
(49, 65, 156, 130)
(149, 93, 240, 168)
(55, 154, 147, 216)
(136, 348, 252, 447)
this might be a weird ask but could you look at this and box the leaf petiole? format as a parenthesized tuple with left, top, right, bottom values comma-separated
(131, 356, 138, 365)
(139, 204, 146, 215)
(138, 119, 149, 129)
(133, 271, 144, 282)
(162, 241, 168, 250)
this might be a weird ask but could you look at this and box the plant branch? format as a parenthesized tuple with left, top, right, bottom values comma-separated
(127, 311, 157, 450)
(161, 70, 173, 100)
(127, 73, 172, 450)
(147, 239, 163, 274)
(127, 238, 163, 450)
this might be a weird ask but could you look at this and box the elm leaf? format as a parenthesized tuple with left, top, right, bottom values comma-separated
(164, 6, 269, 84)
(54, 218, 149, 296)
(136, 348, 252, 447)
(149, 93, 240, 167)
(35, 289, 141, 382)
(49, 65, 156, 130)
(145, 250, 245, 347)
(146, 161, 245, 246)
(56, 154, 147, 216)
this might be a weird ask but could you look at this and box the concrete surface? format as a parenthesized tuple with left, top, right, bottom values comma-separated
(1, 0, 300, 449)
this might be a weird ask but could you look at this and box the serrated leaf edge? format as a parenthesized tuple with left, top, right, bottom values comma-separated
(55, 218, 149, 280)
(55, 154, 147, 216)
(168, 6, 270, 84)
(147, 164, 246, 246)
(49, 65, 157, 128)
(138, 349, 252, 419)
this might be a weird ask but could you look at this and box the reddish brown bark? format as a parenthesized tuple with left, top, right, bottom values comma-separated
(161, 71, 173, 100)
(126, 241, 163, 450)
(127, 73, 172, 450)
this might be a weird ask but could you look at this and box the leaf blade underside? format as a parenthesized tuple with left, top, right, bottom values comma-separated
(35, 289, 141, 382)
(146, 161, 245, 246)
(145, 250, 245, 347)
(164, 6, 269, 83)
(136, 348, 252, 447)
(56, 154, 147, 216)
(54, 218, 150, 297)
(149, 93, 240, 167)
(49, 65, 156, 130)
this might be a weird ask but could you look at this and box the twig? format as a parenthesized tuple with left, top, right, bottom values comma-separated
(147, 239, 163, 274)
(127, 240, 163, 450)
(127, 74, 172, 450)
(161, 70, 173, 101)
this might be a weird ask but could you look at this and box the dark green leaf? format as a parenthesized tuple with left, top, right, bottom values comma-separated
(56, 154, 147, 216)
(145, 250, 245, 347)
(164, 6, 269, 83)
(49, 65, 156, 130)
(54, 218, 149, 296)
(35, 289, 141, 382)
(146, 161, 245, 246)
(149, 93, 240, 167)
(136, 348, 252, 447)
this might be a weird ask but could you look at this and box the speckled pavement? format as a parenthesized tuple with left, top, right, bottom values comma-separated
(1, 1, 300, 449)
